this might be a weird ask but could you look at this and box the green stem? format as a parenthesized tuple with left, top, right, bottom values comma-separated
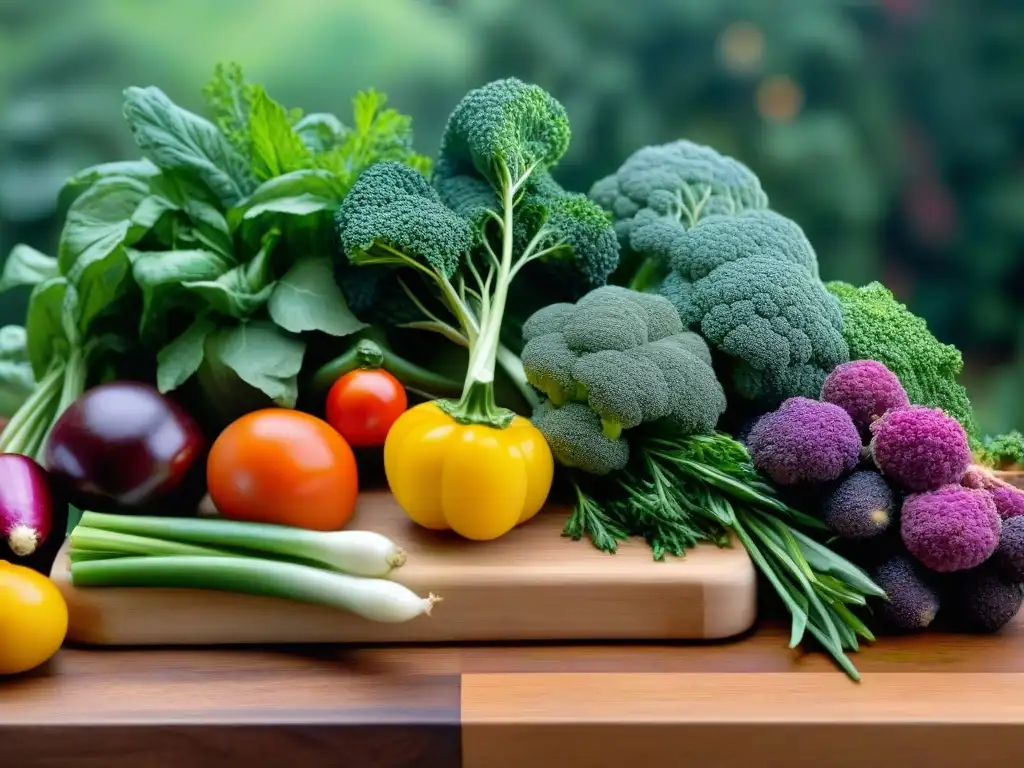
(311, 337, 464, 400)
(443, 164, 519, 428)
(0, 361, 65, 457)
(627, 258, 665, 293)
(36, 345, 88, 462)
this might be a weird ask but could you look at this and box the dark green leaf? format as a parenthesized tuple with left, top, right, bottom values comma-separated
(294, 112, 348, 153)
(57, 175, 151, 275)
(241, 193, 336, 221)
(181, 272, 273, 319)
(0, 244, 59, 293)
(65, 245, 133, 336)
(156, 316, 217, 393)
(247, 86, 313, 181)
(131, 249, 235, 336)
(228, 169, 342, 231)
(24, 277, 74, 378)
(123, 85, 256, 207)
(207, 320, 305, 406)
(268, 256, 368, 337)
(59, 160, 161, 208)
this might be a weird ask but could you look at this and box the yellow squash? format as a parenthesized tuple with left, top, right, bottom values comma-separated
(384, 401, 554, 540)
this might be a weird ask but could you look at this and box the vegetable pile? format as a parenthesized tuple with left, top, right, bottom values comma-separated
(746, 360, 1024, 635)
(1, 64, 1020, 681)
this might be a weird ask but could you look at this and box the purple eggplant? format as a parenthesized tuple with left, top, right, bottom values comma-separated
(0, 453, 65, 557)
(44, 381, 207, 515)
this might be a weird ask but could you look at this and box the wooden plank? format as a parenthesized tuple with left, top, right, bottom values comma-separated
(50, 491, 757, 645)
(0, 649, 460, 768)
(461, 671, 1024, 768)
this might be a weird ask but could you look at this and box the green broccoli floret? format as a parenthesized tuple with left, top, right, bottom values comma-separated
(658, 209, 820, 281)
(589, 140, 768, 290)
(531, 400, 629, 475)
(826, 280, 979, 441)
(337, 160, 474, 279)
(669, 257, 849, 403)
(976, 431, 1024, 471)
(522, 286, 726, 441)
(436, 77, 570, 187)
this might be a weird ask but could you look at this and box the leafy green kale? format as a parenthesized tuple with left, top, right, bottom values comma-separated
(826, 280, 979, 442)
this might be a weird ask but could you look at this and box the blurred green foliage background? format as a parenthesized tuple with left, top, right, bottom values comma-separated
(1, 0, 1021, 432)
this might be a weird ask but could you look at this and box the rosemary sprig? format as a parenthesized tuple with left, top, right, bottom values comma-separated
(561, 430, 885, 681)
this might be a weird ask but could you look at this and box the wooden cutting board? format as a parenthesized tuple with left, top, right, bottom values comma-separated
(49, 491, 757, 646)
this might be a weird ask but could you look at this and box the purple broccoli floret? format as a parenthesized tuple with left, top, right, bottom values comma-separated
(870, 554, 940, 631)
(869, 405, 970, 492)
(901, 485, 1001, 573)
(944, 564, 1024, 633)
(746, 396, 862, 486)
(822, 470, 894, 540)
(820, 360, 909, 437)
(993, 516, 1024, 582)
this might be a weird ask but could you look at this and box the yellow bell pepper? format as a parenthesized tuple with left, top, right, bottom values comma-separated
(384, 400, 554, 540)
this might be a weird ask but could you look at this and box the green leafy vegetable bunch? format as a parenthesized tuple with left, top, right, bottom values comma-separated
(0, 63, 431, 455)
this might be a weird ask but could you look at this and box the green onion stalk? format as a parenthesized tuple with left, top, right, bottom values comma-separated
(565, 431, 885, 682)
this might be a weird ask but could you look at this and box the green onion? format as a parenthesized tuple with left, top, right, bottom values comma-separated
(71, 526, 239, 559)
(79, 511, 407, 578)
(70, 556, 440, 623)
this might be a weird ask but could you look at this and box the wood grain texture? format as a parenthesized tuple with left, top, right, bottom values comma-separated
(461, 672, 1024, 768)
(0, 648, 460, 768)
(3, 615, 1024, 766)
(51, 491, 757, 645)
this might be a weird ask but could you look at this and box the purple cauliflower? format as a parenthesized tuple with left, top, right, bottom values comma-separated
(993, 516, 1024, 583)
(961, 465, 1024, 520)
(870, 554, 940, 631)
(869, 406, 971, 492)
(901, 485, 1001, 573)
(820, 360, 910, 437)
(746, 397, 862, 486)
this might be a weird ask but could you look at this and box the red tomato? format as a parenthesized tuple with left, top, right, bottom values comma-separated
(325, 369, 408, 448)
(207, 409, 358, 530)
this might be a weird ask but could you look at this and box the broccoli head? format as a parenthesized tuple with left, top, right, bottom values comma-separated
(521, 286, 726, 440)
(589, 139, 769, 244)
(657, 209, 820, 282)
(826, 280, 979, 441)
(531, 399, 630, 476)
(336, 160, 474, 279)
(436, 77, 571, 188)
(667, 256, 848, 403)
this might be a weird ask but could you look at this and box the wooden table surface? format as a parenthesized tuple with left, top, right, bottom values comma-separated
(3, 614, 1024, 768)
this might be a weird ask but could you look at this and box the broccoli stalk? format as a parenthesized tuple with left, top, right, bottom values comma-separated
(337, 78, 618, 426)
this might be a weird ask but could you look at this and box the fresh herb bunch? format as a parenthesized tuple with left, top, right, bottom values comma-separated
(0, 62, 432, 454)
(565, 430, 885, 681)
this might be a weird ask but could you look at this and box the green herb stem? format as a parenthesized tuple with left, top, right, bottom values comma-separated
(0, 360, 65, 459)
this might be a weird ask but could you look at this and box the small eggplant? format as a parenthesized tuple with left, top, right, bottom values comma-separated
(44, 381, 207, 515)
(0, 453, 65, 557)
